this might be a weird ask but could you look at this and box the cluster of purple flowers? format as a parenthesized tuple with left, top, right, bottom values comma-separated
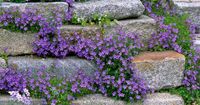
(0, 67, 27, 92)
(33, 25, 150, 101)
(0, 7, 46, 32)
(183, 70, 200, 90)
(148, 21, 181, 53)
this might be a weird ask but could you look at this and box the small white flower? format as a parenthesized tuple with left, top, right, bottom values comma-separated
(8, 88, 31, 105)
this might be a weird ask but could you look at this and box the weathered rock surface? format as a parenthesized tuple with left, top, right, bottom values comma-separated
(105, 15, 157, 47)
(7, 56, 97, 78)
(0, 95, 43, 105)
(172, 0, 200, 31)
(0, 16, 156, 55)
(0, 29, 35, 55)
(72, 93, 184, 105)
(0, 57, 6, 68)
(143, 93, 184, 105)
(60, 25, 101, 37)
(132, 51, 185, 90)
(1, 93, 183, 105)
(61, 15, 157, 43)
(73, 0, 145, 19)
(0, 2, 69, 19)
(72, 94, 131, 105)
(0, 0, 145, 19)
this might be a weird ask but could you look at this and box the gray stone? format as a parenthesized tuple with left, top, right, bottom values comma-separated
(0, 95, 43, 105)
(143, 93, 184, 105)
(60, 16, 157, 49)
(0, 29, 35, 55)
(172, 0, 200, 31)
(7, 56, 97, 78)
(132, 51, 185, 90)
(72, 94, 130, 105)
(105, 15, 157, 47)
(0, 0, 144, 20)
(0, 57, 6, 68)
(73, 0, 145, 19)
(72, 93, 184, 105)
(0, 2, 69, 19)
(0, 16, 156, 55)
(60, 25, 101, 37)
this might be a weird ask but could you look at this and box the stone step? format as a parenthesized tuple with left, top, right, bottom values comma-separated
(172, 0, 200, 32)
(0, 93, 184, 105)
(5, 51, 185, 90)
(0, 95, 43, 105)
(132, 51, 185, 90)
(7, 56, 97, 78)
(0, 15, 156, 55)
(72, 93, 184, 105)
(0, 0, 145, 20)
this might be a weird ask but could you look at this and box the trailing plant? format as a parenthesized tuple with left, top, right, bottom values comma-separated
(143, 0, 200, 104)
(0, 7, 46, 33)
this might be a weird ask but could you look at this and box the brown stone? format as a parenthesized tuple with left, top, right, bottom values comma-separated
(132, 51, 185, 90)
(132, 51, 185, 62)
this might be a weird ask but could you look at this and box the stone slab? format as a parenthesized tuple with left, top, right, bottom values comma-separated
(72, 93, 184, 105)
(72, 94, 128, 105)
(143, 93, 184, 105)
(0, 0, 145, 20)
(0, 2, 69, 19)
(60, 25, 101, 37)
(0, 95, 43, 105)
(61, 15, 157, 44)
(73, 0, 145, 19)
(0, 29, 35, 55)
(105, 15, 157, 47)
(132, 51, 185, 90)
(7, 56, 97, 78)
(0, 16, 156, 55)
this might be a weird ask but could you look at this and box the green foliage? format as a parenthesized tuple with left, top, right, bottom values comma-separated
(70, 13, 115, 27)
(160, 87, 200, 105)
(29, 75, 93, 105)
(0, 50, 8, 64)
(68, 13, 116, 34)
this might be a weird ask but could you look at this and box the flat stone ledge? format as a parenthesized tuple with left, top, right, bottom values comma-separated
(143, 93, 184, 105)
(0, 95, 43, 105)
(0, 0, 145, 20)
(0, 16, 156, 55)
(72, 93, 184, 105)
(132, 51, 185, 90)
(72, 94, 128, 105)
(60, 25, 101, 37)
(73, 0, 145, 19)
(7, 56, 97, 78)
(0, 2, 69, 19)
(0, 29, 35, 56)
(105, 15, 157, 47)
